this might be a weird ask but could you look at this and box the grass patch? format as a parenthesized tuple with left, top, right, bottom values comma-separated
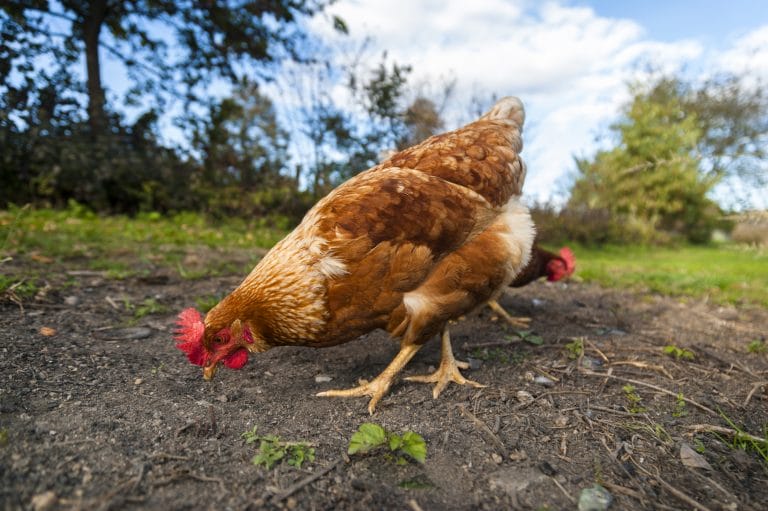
(0, 203, 287, 277)
(572, 244, 768, 307)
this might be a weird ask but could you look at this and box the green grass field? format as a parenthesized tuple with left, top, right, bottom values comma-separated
(2, 205, 766, 307)
(571, 244, 768, 307)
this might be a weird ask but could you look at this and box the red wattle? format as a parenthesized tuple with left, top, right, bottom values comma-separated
(223, 348, 249, 369)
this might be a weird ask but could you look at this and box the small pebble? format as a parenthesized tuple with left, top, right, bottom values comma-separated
(134, 378, 143, 385)
(516, 390, 534, 404)
(315, 375, 333, 383)
(534, 376, 555, 387)
(64, 296, 80, 306)
(578, 484, 612, 511)
(491, 453, 503, 464)
(31, 491, 57, 511)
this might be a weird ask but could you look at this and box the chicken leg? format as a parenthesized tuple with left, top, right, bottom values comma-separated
(317, 341, 422, 414)
(487, 299, 531, 329)
(405, 326, 486, 398)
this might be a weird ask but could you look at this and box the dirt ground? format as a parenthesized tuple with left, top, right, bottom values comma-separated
(1, 256, 767, 511)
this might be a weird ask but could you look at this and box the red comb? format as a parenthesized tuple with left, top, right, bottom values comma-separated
(174, 307, 206, 366)
(558, 247, 575, 276)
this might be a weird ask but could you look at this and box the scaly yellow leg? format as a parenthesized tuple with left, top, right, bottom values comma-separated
(317, 342, 422, 414)
(405, 327, 486, 399)
(487, 299, 531, 329)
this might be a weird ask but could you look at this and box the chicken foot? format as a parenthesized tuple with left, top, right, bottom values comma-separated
(486, 299, 531, 329)
(316, 342, 422, 414)
(405, 327, 486, 399)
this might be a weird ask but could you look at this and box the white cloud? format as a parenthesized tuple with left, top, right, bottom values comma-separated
(715, 24, 768, 79)
(316, 0, 705, 203)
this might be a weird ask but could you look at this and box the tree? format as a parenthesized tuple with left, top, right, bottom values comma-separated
(646, 75, 768, 205)
(397, 96, 444, 150)
(569, 81, 721, 243)
(1, 0, 327, 135)
(193, 80, 288, 190)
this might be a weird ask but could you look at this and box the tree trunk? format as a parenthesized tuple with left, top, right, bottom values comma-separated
(83, 0, 108, 136)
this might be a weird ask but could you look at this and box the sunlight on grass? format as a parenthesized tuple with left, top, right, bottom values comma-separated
(0, 203, 287, 278)
(573, 244, 768, 307)
(3, 205, 766, 307)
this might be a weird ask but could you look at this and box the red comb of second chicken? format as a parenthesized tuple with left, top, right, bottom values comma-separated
(174, 307, 206, 366)
(559, 247, 575, 275)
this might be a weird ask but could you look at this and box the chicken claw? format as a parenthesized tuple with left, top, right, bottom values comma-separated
(405, 327, 486, 399)
(487, 299, 531, 329)
(317, 343, 422, 414)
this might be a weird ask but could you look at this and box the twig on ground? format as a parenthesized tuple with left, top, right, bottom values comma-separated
(513, 390, 592, 412)
(609, 360, 674, 380)
(744, 381, 767, 406)
(584, 339, 610, 363)
(685, 424, 767, 445)
(271, 459, 341, 503)
(457, 404, 507, 457)
(533, 367, 560, 382)
(105, 296, 120, 310)
(408, 499, 425, 511)
(580, 370, 718, 416)
(153, 470, 226, 492)
(588, 405, 638, 417)
(600, 481, 645, 501)
(550, 476, 575, 504)
(629, 456, 713, 511)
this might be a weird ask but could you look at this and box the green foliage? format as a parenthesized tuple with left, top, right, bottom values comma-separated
(747, 339, 767, 354)
(131, 298, 168, 319)
(0, 205, 285, 271)
(622, 385, 646, 414)
(0, 275, 40, 301)
(717, 412, 768, 465)
(565, 339, 585, 359)
(195, 295, 223, 314)
(348, 423, 426, 464)
(0, 428, 7, 447)
(571, 244, 768, 307)
(672, 392, 688, 418)
(512, 330, 544, 346)
(569, 79, 722, 243)
(663, 345, 695, 361)
(242, 426, 315, 470)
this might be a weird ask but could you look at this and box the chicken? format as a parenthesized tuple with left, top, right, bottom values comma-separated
(174, 97, 535, 413)
(487, 243, 575, 328)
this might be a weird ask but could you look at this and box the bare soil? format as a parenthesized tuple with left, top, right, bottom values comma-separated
(1, 257, 767, 511)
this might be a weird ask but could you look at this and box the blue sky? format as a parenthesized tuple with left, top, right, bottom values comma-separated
(576, 0, 767, 43)
(303, 0, 768, 208)
(84, 0, 767, 208)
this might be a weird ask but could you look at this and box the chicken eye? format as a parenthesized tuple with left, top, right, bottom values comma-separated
(214, 336, 226, 345)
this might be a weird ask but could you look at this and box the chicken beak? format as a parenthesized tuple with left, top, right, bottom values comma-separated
(203, 363, 218, 380)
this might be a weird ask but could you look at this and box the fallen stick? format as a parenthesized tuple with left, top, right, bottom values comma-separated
(685, 424, 767, 445)
(580, 370, 718, 416)
(271, 459, 341, 503)
(457, 404, 507, 457)
(629, 456, 713, 511)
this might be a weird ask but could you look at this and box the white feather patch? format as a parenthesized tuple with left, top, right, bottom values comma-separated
(498, 197, 536, 272)
(402, 291, 433, 317)
(318, 254, 348, 279)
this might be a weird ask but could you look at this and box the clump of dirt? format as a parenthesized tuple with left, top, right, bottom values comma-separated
(1, 258, 767, 510)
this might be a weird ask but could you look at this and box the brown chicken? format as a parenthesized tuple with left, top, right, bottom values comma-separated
(487, 243, 575, 327)
(174, 97, 535, 413)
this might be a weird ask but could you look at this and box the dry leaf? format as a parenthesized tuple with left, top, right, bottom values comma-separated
(680, 443, 712, 470)
(30, 253, 54, 264)
(39, 327, 57, 337)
